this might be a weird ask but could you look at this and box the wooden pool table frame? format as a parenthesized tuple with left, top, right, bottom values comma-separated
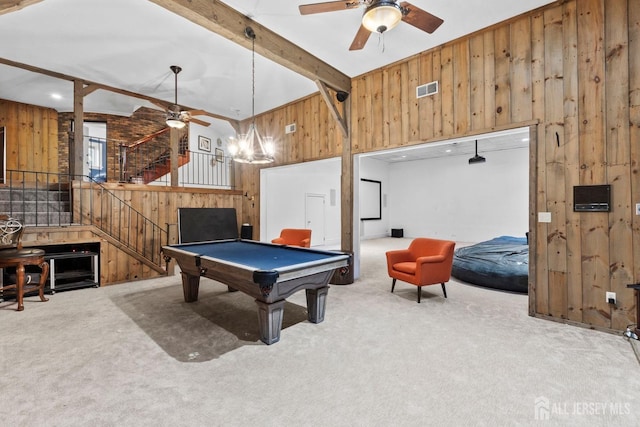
(162, 239, 350, 344)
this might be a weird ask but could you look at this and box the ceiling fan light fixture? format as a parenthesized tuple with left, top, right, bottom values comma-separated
(166, 117, 186, 129)
(166, 66, 187, 129)
(362, 1, 402, 33)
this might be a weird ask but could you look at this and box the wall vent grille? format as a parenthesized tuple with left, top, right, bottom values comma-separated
(416, 81, 438, 98)
(285, 123, 296, 134)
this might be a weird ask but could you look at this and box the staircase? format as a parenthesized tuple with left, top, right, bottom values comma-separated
(124, 128, 190, 184)
(1, 171, 168, 274)
(140, 149, 190, 184)
(0, 184, 72, 226)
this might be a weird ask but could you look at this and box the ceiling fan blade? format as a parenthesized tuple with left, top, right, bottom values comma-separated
(349, 24, 372, 51)
(400, 2, 444, 34)
(185, 109, 206, 116)
(299, 1, 361, 15)
(188, 117, 211, 127)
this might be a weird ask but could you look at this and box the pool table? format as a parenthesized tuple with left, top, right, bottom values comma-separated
(161, 239, 350, 344)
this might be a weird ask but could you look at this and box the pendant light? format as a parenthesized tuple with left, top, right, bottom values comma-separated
(228, 27, 275, 164)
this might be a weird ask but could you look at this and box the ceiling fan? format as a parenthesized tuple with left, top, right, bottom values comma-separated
(299, 0, 444, 50)
(165, 65, 210, 128)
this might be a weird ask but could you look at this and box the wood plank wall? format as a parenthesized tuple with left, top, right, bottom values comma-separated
(244, 0, 639, 332)
(72, 183, 243, 285)
(22, 225, 166, 285)
(0, 99, 59, 179)
(235, 92, 346, 230)
(22, 185, 243, 286)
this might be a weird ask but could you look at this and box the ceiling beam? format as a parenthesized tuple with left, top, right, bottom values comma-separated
(0, 0, 43, 16)
(147, 0, 351, 94)
(315, 80, 348, 138)
(0, 56, 239, 128)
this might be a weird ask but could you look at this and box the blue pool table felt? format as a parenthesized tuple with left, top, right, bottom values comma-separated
(175, 240, 337, 271)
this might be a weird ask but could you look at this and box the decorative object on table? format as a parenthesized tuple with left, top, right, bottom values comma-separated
(0, 215, 49, 311)
(198, 135, 211, 152)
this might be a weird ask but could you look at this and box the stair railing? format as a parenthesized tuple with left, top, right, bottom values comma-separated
(2, 170, 71, 227)
(115, 130, 234, 188)
(2, 170, 168, 270)
(119, 128, 172, 183)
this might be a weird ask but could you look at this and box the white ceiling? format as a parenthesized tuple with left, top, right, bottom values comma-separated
(0, 0, 554, 139)
(362, 127, 530, 163)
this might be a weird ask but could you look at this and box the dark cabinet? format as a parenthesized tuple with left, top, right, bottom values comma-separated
(1, 243, 100, 299)
(46, 251, 99, 293)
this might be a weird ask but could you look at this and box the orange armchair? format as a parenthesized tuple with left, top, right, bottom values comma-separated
(271, 229, 312, 248)
(386, 237, 456, 303)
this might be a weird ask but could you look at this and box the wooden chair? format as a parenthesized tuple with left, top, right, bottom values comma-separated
(0, 216, 49, 311)
(386, 237, 456, 303)
(271, 228, 312, 248)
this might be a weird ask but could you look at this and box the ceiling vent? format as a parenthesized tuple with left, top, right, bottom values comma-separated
(416, 81, 438, 98)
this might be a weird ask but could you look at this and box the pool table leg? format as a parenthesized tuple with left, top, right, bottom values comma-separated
(255, 299, 285, 345)
(181, 272, 200, 302)
(306, 286, 329, 323)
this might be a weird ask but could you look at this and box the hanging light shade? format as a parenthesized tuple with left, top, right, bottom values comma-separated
(362, 1, 403, 33)
(228, 27, 275, 164)
(166, 104, 186, 129)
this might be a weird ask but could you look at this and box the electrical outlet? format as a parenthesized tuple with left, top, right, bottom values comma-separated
(636, 203, 640, 215)
(606, 291, 616, 305)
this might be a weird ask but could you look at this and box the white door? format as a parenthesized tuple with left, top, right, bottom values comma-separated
(305, 193, 325, 247)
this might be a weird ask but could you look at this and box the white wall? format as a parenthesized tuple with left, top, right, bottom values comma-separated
(387, 147, 529, 243)
(173, 122, 235, 188)
(260, 158, 341, 246)
(359, 157, 390, 239)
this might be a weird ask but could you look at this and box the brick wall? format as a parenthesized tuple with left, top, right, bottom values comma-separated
(58, 107, 176, 181)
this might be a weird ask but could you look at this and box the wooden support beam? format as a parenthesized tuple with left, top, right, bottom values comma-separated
(340, 98, 352, 254)
(315, 80, 349, 138)
(72, 79, 84, 177)
(169, 128, 180, 187)
(0, 0, 43, 16)
(0, 56, 236, 124)
(147, 0, 351, 93)
(82, 84, 100, 97)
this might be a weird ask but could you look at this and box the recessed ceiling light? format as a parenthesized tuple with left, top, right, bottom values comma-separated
(50, 93, 62, 100)
(445, 149, 452, 153)
(521, 137, 529, 142)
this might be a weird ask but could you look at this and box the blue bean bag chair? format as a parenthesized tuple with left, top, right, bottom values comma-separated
(451, 236, 528, 293)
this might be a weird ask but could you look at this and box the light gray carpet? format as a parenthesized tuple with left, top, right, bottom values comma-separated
(2, 238, 639, 426)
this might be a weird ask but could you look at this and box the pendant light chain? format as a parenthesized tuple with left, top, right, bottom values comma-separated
(227, 26, 275, 164)
(251, 32, 256, 128)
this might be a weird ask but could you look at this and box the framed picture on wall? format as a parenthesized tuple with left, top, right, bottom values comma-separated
(215, 148, 224, 163)
(198, 136, 211, 152)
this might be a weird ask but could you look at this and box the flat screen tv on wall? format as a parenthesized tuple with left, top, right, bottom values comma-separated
(573, 185, 611, 212)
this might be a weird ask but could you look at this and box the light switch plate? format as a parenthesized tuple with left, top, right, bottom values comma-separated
(538, 212, 552, 223)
